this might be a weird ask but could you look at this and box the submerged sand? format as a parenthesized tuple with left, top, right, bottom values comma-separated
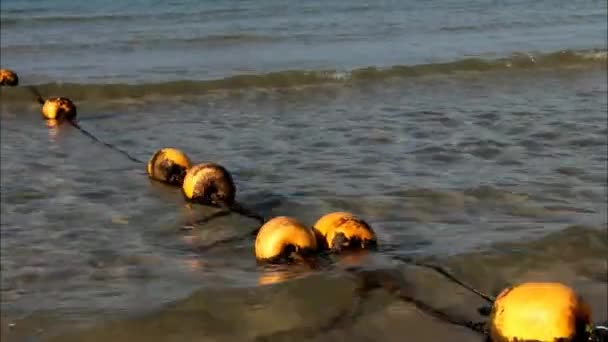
(2, 226, 606, 342)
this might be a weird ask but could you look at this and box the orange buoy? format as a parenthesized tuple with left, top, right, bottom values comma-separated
(182, 162, 235, 206)
(40, 97, 77, 121)
(254, 216, 317, 262)
(0, 69, 19, 86)
(312, 211, 377, 251)
(147, 148, 192, 186)
(489, 282, 592, 342)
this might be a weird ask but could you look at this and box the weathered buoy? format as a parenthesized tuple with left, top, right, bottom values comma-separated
(0, 69, 19, 86)
(254, 216, 317, 262)
(312, 212, 377, 251)
(182, 162, 236, 206)
(489, 282, 592, 342)
(40, 97, 77, 121)
(147, 148, 192, 186)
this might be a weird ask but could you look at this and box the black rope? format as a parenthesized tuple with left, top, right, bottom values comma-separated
(68, 120, 145, 164)
(393, 256, 496, 304)
(349, 267, 488, 336)
(186, 198, 266, 252)
(223, 201, 266, 226)
(256, 266, 488, 340)
(28, 85, 44, 105)
(202, 194, 265, 227)
(404, 296, 488, 335)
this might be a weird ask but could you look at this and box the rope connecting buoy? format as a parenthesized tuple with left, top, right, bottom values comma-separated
(28, 86, 144, 163)
(0, 69, 19, 86)
(182, 162, 236, 206)
(312, 212, 377, 252)
(178, 162, 265, 225)
(254, 216, 317, 262)
(38, 96, 77, 121)
(489, 282, 593, 342)
(147, 148, 192, 186)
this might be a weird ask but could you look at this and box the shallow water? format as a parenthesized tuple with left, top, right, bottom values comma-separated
(1, 0, 607, 340)
(2, 226, 607, 341)
(2, 65, 606, 330)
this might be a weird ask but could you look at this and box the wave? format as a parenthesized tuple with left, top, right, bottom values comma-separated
(1, 33, 281, 53)
(439, 13, 608, 32)
(1, 49, 605, 104)
(0, 13, 144, 25)
(0, 7, 261, 27)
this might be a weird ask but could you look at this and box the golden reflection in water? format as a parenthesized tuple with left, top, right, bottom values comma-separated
(258, 270, 290, 286)
(181, 257, 205, 272)
(46, 119, 60, 142)
(257, 264, 313, 286)
(180, 230, 205, 272)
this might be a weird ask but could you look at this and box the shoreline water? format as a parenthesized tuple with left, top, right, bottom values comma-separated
(1, 0, 607, 339)
(2, 225, 606, 341)
(2, 48, 607, 94)
(2, 63, 606, 328)
(1, 48, 606, 115)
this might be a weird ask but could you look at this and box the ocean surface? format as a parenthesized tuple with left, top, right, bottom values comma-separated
(1, 0, 607, 340)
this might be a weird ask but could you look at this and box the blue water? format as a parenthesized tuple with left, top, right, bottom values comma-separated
(1, 0, 606, 83)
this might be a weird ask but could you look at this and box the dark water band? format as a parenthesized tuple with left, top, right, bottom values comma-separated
(393, 255, 496, 304)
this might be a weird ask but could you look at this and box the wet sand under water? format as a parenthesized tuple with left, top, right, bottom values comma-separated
(2, 226, 606, 342)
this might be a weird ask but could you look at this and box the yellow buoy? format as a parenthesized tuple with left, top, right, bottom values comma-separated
(254, 216, 317, 262)
(41, 97, 77, 121)
(312, 211, 377, 251)
(182, 162, 236, 206)
(0, 69, 19, 86)
(489, 282, 592, 342)
(147, 148, 192, 186)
